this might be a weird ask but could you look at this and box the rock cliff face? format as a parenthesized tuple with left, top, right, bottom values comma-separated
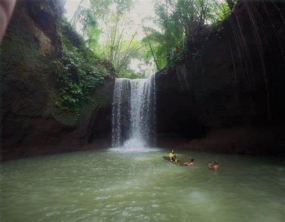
(0, 0, 114, 161)
(155, 1, 285, 155)
(1, 0, 284, 160)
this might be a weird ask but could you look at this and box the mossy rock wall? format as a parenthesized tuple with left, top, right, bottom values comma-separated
(0, 0, 114, 161)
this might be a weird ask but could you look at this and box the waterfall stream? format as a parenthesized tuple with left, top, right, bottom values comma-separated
(112, 75, 156, 150)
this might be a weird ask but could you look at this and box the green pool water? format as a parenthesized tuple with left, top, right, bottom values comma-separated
(1, 148, 284, 222)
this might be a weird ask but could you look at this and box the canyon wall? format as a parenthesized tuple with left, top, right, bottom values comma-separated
(155, 1, 285, 155)
(0, 0, 114, 160)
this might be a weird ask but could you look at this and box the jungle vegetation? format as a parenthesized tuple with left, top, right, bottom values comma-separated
(0, 0, 235, 118)
(68, 0, 235, 78)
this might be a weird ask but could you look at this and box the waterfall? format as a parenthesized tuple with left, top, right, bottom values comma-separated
(112, 75, 156, 150)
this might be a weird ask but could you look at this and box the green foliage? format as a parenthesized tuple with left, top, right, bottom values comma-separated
(143, 0, 233, 70)
(142, 28, 168, 70)
(90, 3, 142, 77)
(215, 1, 232, 23)
(66, 0, 233, 77)
(118, 68, 147, 79)
(53, 21, 110, 119)
(0, 0, 114, 125)
(70, 0, 147, 78)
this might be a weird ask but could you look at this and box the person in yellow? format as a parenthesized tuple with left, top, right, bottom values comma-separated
(169, 150, 177, 162)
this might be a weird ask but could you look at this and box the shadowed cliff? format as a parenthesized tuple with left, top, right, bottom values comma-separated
(0, 0, 114, 161)
(155, 1, 285, 155)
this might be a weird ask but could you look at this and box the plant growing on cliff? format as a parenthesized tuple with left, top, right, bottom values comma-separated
(53, 49, 108, 118)
(53, 21, 111, 119)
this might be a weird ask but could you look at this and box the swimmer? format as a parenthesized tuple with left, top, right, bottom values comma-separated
(184, 158, 195, 166)
(208, 162, 219, 170)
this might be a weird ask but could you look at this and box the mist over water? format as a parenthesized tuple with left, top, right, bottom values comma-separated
(112, 75, 156, 150)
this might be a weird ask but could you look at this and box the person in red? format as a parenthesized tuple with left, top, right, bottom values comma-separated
(0, 0, 17, 44)
(184, 158, 195, 166)
(208, 162, 219, 170)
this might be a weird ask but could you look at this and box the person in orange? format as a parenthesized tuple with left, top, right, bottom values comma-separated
(184, 158, 195, 166)
(208, 161, 219, 170)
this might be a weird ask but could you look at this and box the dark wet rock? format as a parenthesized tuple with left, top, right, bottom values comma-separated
(155, 1, 285, 156)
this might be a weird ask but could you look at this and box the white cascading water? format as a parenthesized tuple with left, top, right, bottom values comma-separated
(112, 74, 156, 150)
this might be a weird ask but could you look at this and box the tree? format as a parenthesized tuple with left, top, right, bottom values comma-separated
(67, 0, 230, 75)
(142, 0, 222, 68)
(69, 0, 146, 77)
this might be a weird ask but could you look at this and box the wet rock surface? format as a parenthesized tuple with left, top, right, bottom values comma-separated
(155, 1, 285, 156)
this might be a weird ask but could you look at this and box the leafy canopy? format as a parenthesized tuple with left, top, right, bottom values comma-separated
(68, 0, 234, 75)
